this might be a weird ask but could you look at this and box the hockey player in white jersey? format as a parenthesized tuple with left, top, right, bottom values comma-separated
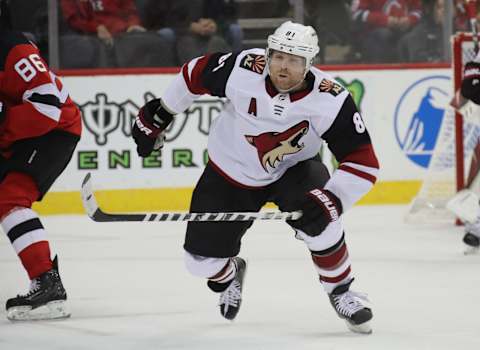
(132, 21, 379, 334)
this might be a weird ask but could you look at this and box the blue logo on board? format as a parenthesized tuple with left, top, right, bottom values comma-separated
(394, 76, 451, 168)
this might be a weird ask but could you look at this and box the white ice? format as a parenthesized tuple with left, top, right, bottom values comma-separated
(1, 205, 479, 350)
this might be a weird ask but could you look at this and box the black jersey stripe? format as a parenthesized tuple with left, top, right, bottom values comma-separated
(28, 92, 62, 108)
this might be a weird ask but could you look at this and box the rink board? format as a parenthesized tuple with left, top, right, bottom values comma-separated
(34, 66, 451, 214)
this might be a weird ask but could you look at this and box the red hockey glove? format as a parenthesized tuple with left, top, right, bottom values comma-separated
(132, 99, 173, 157)
(287, 188, 343, 237)
(461, 61, 480, 105)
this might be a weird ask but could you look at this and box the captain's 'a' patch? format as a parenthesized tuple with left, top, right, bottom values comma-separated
(240, 54, 266, 74)
(319, 79, 345, 96)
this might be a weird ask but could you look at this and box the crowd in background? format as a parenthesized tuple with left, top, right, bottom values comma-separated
(6, 0, 480, 69)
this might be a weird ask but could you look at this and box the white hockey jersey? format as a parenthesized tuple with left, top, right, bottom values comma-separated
(161, 49, 379, 211)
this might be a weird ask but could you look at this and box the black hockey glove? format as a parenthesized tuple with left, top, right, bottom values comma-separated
(132, 98, 174, 157)
(461, 61, 480, 105)
(287, 188, 343, 237)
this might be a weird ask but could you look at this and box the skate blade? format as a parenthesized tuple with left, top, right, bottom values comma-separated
(7, 300, 71, 321)
(346, 320, 372, 334)
(464, 245, 479, 255)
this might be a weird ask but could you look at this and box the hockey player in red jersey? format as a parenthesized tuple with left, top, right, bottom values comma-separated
(132, 21, 379, 334)
(0, 1, 82, 320)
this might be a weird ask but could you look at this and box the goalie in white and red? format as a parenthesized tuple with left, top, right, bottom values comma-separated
(460, 48, 480, 249)
(447, 45, 480, 250)
(445, 0, 480, 252)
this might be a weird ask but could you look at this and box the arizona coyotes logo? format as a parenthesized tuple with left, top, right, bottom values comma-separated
(319, 78, 344, 97)
(240, 54, 266, 74)
(245, 121, 309, 171)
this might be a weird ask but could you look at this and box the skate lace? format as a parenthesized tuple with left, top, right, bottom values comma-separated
(18, 278, 41, 298)
(333, 290, 369, 317)
(219, 280, 242, 308)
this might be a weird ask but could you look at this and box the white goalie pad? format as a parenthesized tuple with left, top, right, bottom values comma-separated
(405, 96, 480, 224)
(446, 189, 480, 223)
(458, 99, 480, 123)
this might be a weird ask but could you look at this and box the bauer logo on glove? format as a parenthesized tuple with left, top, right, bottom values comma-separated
(309, 188, 340, 221)
(132, 98, 174, 157)
(134, 115, 154, 136)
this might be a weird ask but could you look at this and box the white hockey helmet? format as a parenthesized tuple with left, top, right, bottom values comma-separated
(266, 21, 320, 74)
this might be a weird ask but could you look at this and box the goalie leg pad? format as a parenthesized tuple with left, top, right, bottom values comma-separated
(446, 189, 480, 223)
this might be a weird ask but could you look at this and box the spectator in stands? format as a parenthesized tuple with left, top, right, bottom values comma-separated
(7, 0, 49, 56)
(138, 0, 179, 57)
(397, 0, 446, 62)
(145, 0, 231, 64)
(454, 0, 480, 32)
(142, 0, 240, 65)
(350, 0, 423, 63)
(60, 0, 175, 68)
(202, 0, 243, 53)
(304, 0, 353, 64)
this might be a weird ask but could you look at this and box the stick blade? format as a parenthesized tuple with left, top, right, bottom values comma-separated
(81, 172, 100, 219)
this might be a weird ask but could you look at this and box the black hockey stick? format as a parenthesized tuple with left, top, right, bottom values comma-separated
(81, 173, 302, 222)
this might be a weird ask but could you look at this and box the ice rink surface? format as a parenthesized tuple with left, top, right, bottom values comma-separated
(1, 205, 479, 350)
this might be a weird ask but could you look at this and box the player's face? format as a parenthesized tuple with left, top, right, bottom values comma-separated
(268, 50, 306, 91)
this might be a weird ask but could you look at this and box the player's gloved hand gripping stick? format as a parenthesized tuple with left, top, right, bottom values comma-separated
(287, 188, 343, 236)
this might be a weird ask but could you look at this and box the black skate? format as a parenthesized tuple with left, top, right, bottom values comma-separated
(329, 279, 372, 334)
(6, 256, 70, 321)
(463, 232, 480, 254)
(207, 257, 247, 320)
(463, 232, 480, 247)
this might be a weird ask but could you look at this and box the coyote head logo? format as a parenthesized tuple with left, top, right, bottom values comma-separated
(245, 120, 309, 171)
